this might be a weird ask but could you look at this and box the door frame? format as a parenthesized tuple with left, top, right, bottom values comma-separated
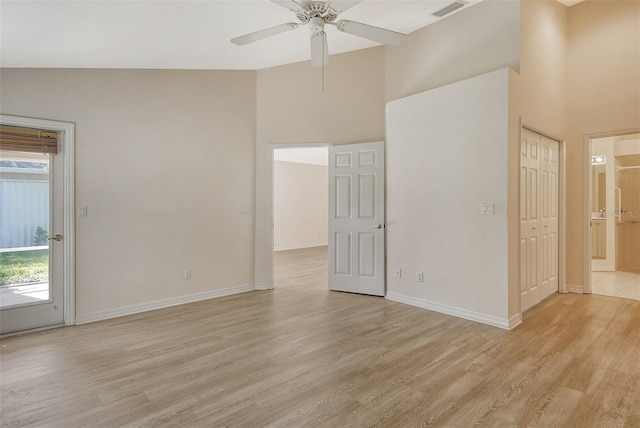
(0, 114, 76, 327)
(583, 128, 640, 294)
(519, 122, 567, 310)
(267, 142, 333, 290)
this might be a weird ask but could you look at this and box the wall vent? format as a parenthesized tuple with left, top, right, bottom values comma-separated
(431, 1, 466, 17)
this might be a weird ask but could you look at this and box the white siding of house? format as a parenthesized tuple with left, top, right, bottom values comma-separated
(0, 179, 50, 249)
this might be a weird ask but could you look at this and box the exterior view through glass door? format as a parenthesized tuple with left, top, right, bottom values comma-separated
(1, 146, 64, 334)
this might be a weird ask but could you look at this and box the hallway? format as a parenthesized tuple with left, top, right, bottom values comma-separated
(592, 270, 640, 301)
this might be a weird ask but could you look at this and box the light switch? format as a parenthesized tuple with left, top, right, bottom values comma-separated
(480, 203, 494, 215)
(77, 206, 87, 218)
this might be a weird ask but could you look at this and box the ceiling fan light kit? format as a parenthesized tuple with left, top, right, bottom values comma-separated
(230, 0, 407, 67)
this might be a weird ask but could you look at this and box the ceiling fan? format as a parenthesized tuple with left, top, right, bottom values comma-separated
(230, 0, 406, 67)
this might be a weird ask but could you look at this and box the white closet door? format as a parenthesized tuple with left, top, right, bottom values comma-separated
(520, 128, 559, 311)
(539, 135, 559, 302)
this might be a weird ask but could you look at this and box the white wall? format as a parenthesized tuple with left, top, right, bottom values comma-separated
(0, 69, 257, 320)
(385, 0, 520, 102)
(386, 69, 512, 328)
(273, 160, 328, 251)
(382, 0, 521, 327)
(273, 147, 328, 166)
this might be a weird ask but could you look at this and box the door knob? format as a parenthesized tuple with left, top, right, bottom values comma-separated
(48, 234, 63, 242)
(371, 224, 383, 229)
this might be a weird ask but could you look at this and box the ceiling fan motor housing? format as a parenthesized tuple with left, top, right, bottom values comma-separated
(308, 17, 325, 34)
(296, 1, 338, 24)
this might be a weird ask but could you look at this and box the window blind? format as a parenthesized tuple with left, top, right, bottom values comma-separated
(0, 125, 59, 154)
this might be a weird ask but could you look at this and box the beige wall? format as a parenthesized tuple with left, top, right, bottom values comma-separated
(519, 0, 567, 137)
(273, 161, 328, 251)
(566, 0, 640, 287)
(0, 69, 257, 318)
(512, 0, 568, 315)
(516, 0, 639, 294)
(614, 136, 640, 273)
(254, 47, 386, 288)
(385, 0, 520, 102)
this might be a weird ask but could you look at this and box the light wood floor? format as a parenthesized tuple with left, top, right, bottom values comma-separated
(1, 246, 639, 427)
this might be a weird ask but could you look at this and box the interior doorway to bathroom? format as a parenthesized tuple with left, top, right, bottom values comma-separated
(590, 132, 640, 301)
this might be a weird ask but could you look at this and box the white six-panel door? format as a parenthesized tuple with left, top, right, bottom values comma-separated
(521, 128, 559, 311)
(328, 142, 385, 296)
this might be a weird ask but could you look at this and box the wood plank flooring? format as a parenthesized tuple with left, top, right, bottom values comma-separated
(1, 246, 639, 427)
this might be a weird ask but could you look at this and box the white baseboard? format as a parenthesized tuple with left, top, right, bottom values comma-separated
(254, 282, 273, 291)
(566, 284, 584, 294)
(75, 284, 255, 325)
(509, 313, 523, 329)
(386, 292, 513, 330)
(274, 242, 328, 252)
(592, 266, 614, 272)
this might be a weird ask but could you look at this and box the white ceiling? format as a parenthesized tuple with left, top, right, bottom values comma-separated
(0, 0, 482, 70)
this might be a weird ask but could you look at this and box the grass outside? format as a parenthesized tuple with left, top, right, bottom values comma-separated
(0, 249, 49, 286)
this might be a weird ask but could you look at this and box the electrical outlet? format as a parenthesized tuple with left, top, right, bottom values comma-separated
(416, 272, 424, 283)
(184, 269, 192, 280)
(481, 203, 494, 215)
(395, 268, 402, 279)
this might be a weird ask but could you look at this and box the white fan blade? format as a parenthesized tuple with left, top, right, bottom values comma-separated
(231, 23, 299, 46)
(328, 0, 364, 13)
(334, 20, 405, 46)
(270, 0, 306, 11)
(310, 31, 329, 67)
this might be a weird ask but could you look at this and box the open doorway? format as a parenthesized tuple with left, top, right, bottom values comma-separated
(272, 146, 329, 291)
(589, 132, 640, 301)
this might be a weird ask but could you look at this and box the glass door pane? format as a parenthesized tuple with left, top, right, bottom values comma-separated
(0, 150, 51, 309)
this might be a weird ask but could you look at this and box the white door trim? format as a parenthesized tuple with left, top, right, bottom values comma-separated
(583, 128, 640, 294)
(265, 142, 333, 290)
(520, 122, 566, 306)
(0, 114, 76, 326)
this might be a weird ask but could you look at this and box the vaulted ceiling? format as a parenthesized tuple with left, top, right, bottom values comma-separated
(0, 0, 585, 70)
(1, 0, 483, 70)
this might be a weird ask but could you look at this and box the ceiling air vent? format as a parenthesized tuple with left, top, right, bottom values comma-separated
(431, 1, 466, 17)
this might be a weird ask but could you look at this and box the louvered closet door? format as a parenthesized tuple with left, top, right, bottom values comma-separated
(520, 128, 559, 311)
